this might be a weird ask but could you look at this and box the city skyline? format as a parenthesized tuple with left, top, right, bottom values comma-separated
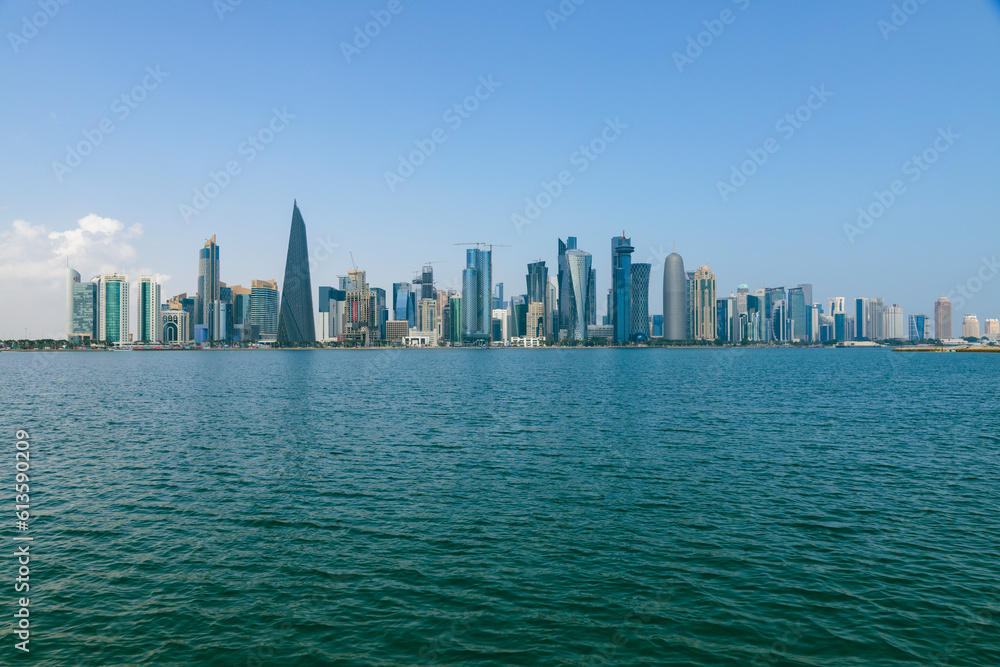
(47, 211, 1000, 346)
(2, 2, 998, 338)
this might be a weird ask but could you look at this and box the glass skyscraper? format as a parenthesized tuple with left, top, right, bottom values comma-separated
(565, 248, 592, 341)
(611, 234, 633, 344)
(137, 276, 161, 343)
(629, 262, 650, 341)
(97, 273, 130, 344)
(277, 201, 316, 343)
(461, 248, 491, 342)
(67, 267, 97, 343)
(787, 286, 806, 342)
(197, 235, 220, 340)
(250, 280, 278, 340)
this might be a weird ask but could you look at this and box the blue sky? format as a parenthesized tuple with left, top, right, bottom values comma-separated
(1, 0, 998, 337)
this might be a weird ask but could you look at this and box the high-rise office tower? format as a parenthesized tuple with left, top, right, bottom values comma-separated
(834, 312, 848, 341)
(611, 234, 634, 344)
(317, 286, 347, 341)
(854, 298, 869, 341)
(662, 252, 687, 341)
(763, 287, 786, 341)
(565, 248, 592, 341)
(744, 291, 765, 342)
(526, 260, 548, 339)
(462, 247, 492, 342)
(909, 313, 929, 341)
(449, 295, 462, 343)
(66, 267, 97, 343)
(867, 298, 885, 341)
(526, 301, 545, 338)
(807, 303, 821, 342)
(96, 273, 130, 344)
(884, 304, 905, 340)
(277, 202, 316, 343)
(250, 280, 279, 341)
(197, 235, 220, 339)
(962, 314, 980, 338)
(935, 296, 952, 340)
(772, 299, 790, 342)
(418, 298, 437, 332)
(689, 266, 717, 341)
(716, 297, 735, 342)
(344, 269, 376, 344)
(557, 237, 577, 335)
(829, 297, 846, 315)
(588, 267, 597, 327)
(492, 282, 504, 311)
(787, 287, 806, 342)
(629, 262, 650, 341)
(546, 277, 558, 339)
(137, 276, 161, 343)
(797, 284, 813, 310)
(420, 265, 435, 300)
(229, 285, 252, 341)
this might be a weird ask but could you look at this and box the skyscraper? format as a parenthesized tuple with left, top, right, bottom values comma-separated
(565, 248, 592, 341)
(689, 266, 717, 341)
(855, 297, 869, 341)
(546, 277, 558, 338)
(66, 267, 97, 343)
(137, 276, 161, 343)
(908, 313, 929, 341)
(787, 287, 806, 342)
(885, 304, 905, 340)
(97, 273, 130, 344)
(557, 237, 576, 336)
(251, 279, 279, 341)
(764, 287, 786, 341)
(717, 297, 735, 342)
(985, 319, 1000, 335)
(277, 201, 316, 343)
(867, 297, 885, 341)
(662, 252, 687, 341)
(629, 262, 650, 341)
(526, 260, 549, 339)
(197, 235, 220, 339)
(611, 234, 634, 344)
(461, 247, 491, 342)
(962, 314, 980, 338)
(935, 296, 952, 340)
(230, 285, 252, 341)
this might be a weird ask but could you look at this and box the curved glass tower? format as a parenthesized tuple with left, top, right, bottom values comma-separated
(662, 252, 687, 340)
(277, 201, 316, 343)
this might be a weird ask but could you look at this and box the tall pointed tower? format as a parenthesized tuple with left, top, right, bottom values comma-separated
(277, 201, 316, 343)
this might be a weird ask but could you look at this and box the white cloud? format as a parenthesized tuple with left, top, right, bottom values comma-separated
(0, 214, 147, 338)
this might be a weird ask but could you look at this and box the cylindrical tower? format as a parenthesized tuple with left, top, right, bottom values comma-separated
(662, 252, 686, 340)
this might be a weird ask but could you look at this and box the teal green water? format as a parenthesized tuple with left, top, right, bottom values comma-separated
(2, 349, 999, 665)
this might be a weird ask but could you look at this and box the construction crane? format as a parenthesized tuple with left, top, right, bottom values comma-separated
(452, 243, 511, 347)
